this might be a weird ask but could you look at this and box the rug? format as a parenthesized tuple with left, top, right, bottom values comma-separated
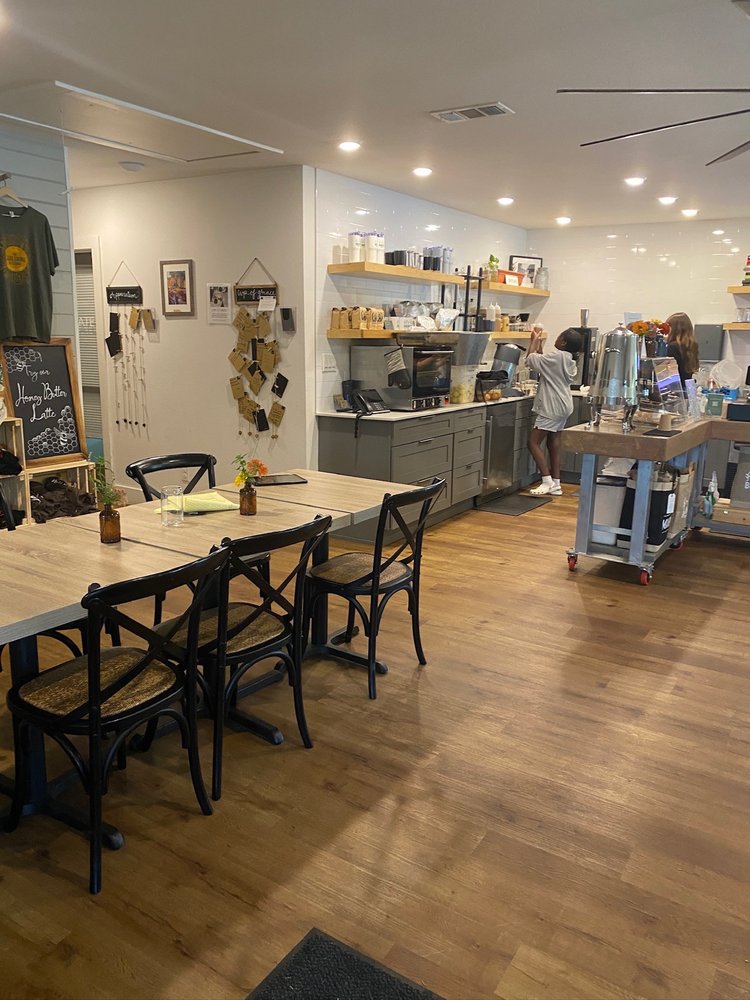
(246, 928, 444, 1000)
(476, 493, 552, 516)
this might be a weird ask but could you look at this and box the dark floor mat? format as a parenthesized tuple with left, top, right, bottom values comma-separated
(247, 928, 444, 999)
(476, 494, 553, 515)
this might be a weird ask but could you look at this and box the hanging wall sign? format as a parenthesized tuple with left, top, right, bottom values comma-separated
(106, 285, 143, 305)
(234, 283, 278, 305)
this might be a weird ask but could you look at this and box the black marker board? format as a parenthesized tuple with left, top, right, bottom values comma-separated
(0, 339, 87, 466)
(234, 283, 277, 304)
(106, 285, 143, 305)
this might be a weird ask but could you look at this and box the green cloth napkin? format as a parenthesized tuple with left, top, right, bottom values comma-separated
(155, 491, 239, 513)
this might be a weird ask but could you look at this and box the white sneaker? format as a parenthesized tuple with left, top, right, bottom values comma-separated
(529, 482, 563, 496)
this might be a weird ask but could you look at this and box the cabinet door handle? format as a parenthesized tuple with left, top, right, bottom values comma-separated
(417, 439, 433, 445)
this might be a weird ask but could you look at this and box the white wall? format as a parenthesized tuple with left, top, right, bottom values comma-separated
(0, 126, 76, 344)
(527, 219, 750, 371)
(72, 167, 311, 492)
(314, 170, 530, 410)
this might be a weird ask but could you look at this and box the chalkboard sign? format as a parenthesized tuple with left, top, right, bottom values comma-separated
(0, 339, 87, 466)
(106, 285, 143, 305)
(234, 283, 277, 304)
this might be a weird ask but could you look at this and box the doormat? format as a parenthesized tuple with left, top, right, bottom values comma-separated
(246, 928, 444, 1000)
(476, 494, 552, 516)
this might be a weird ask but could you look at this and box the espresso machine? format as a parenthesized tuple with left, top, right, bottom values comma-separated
(589, 324, 640, 431)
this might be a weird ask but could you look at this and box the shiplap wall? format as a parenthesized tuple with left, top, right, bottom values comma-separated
(0, 127, 76, 345)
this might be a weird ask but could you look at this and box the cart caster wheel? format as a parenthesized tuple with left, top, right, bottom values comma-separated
(670, 539, 684, 550)
(567, 554, 578, 571)
(639, 570, 651, 586)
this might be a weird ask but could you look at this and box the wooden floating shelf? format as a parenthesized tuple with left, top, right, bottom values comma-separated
(327, 262, 465, 286)
(326, 328, 393, 340)
(481, 280, 550, 299)
(723, 323, 750, 331)
(327, 262, 551, 297)
(490, 332, 546, 342)
(727, 286, 750, 295)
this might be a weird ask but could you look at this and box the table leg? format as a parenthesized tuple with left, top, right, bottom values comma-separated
(630, 460, 653, 567)
(574, 453, 598, 554)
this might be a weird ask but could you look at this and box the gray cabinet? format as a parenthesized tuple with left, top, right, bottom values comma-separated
(560, 395, 590, 481)
(318, 407, 486, 537)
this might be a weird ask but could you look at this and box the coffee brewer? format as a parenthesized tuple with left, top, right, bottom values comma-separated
(589, 324, 640, 431)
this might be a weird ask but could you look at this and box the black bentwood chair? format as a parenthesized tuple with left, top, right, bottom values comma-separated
(0, 484, 119, 667)
(306, 478, 445, 700)
(125, 452, 217, 501)
(5, 547, 230, 894)
(158, 516, 332, 801)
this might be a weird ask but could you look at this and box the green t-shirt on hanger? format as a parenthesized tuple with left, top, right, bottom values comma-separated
(0, 205, 59, 342)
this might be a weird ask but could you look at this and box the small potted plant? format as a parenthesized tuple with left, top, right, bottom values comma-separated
(94, 457, 121, 543)
(486, 254, 500, 281)
(233, 454, 269, 516)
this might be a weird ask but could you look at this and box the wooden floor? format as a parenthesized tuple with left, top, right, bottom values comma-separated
(2, 491, 750, 1000)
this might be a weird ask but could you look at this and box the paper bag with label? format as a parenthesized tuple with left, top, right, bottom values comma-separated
(141, 308, 156, 332)
(259, 344, 276, 374)
(128, 307, 140, 330)
(247, 371, 264, 396)
(257, 312, 271, 338)
(236, 328, 250, 353)
(228, 348, 246, 372)
(229, 376, 244, 400)
(233, 306, 252, 333)
(268, 401, 285, 426)
(240, 396, 259, 419)
(271, 371, 289, 398)
(254, 408, 270, 433)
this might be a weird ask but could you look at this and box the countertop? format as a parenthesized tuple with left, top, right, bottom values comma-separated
(561, 417, 750, 462)
(317, 397, 530, 422)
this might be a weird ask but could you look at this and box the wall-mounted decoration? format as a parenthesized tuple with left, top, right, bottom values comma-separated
(208, 283, 231, 324)
(105, 260, 144, 306)
(160, 259, 195, 316)
(509, 255, 543, 285)
(0, 339, 87, 465)
(233, 256, 278, 304)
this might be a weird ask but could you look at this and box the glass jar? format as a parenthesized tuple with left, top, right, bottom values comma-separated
(99, 504, 121, 544)
(534, 266, 549, 290)
(239, 483, 257, 516)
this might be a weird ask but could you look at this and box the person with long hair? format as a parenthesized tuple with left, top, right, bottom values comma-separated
(665, 312, 699, 386)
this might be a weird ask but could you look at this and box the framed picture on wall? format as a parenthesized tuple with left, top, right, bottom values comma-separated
(509, 254, 543, 285)
(160, 259, 195, 316)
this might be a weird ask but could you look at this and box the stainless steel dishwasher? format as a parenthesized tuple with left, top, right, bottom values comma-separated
(478, 402, 516, 498)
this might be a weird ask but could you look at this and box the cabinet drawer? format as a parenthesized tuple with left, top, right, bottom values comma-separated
(453, 407, 484, 434)
(391, 412, 454, 446)
(452, 460, 483, 503)
(391, 434, 453, 483)
(453, 426, 485, 467)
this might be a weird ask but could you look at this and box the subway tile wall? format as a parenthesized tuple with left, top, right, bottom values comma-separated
(527, 219, 750, 374)
(315, 170, 528, 411)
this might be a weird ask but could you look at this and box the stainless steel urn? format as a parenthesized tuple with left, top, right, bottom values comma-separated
(589, 324, 640, 431)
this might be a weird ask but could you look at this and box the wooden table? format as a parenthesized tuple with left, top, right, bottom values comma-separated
(218, 469, 410, 523)
(65, 495, 351, 553)
(0, 470, 413, 829)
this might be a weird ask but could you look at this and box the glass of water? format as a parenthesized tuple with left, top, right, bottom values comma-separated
(161, 486, 184, 527)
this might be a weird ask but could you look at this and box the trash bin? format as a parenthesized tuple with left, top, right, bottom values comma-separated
(618, 466, 678, 552)
(591, 475, 628, 545)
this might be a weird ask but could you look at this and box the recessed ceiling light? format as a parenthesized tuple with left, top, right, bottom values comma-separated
(606, 234, 618, 239)
(424, 224, 440, 232)
(681, 208, 699, 217)
(338, 140, 361, 152)
(413, 167, 432, 177)
(659, 256, 668, 262)
(556, 216, 571, 226)
(118, 160, 145, 172)
(722, 238, 733, 244)
(625, 177, 646, 187)
(658, 196, 677, 205)
(354, 208, 370, 216)
(712, 229, 725, 235)
(731, 246, 741, 253)
(668, 260, 677, 268)
(497, 196, 514, 206)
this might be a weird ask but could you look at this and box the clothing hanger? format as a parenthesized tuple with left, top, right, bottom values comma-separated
(0, 173, 29, 209)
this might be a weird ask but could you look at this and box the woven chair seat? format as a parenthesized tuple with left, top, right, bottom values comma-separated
(157, 602, 286, 656)
(309, 552, 411, 590)
(17, 648, 176, 719)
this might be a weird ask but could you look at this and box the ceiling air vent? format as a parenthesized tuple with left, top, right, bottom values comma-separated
(430, 102, 515, 123)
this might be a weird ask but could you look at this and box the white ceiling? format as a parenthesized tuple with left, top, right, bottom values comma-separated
(1, 0, 749, 228)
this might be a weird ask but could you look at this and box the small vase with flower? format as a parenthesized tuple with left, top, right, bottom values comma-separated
(626, 318, 671, 358)
(233, 454, 268, 516)
(94, 458, 122, 544)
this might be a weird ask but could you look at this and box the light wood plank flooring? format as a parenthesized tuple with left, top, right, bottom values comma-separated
(1, 491, 749, 1000)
